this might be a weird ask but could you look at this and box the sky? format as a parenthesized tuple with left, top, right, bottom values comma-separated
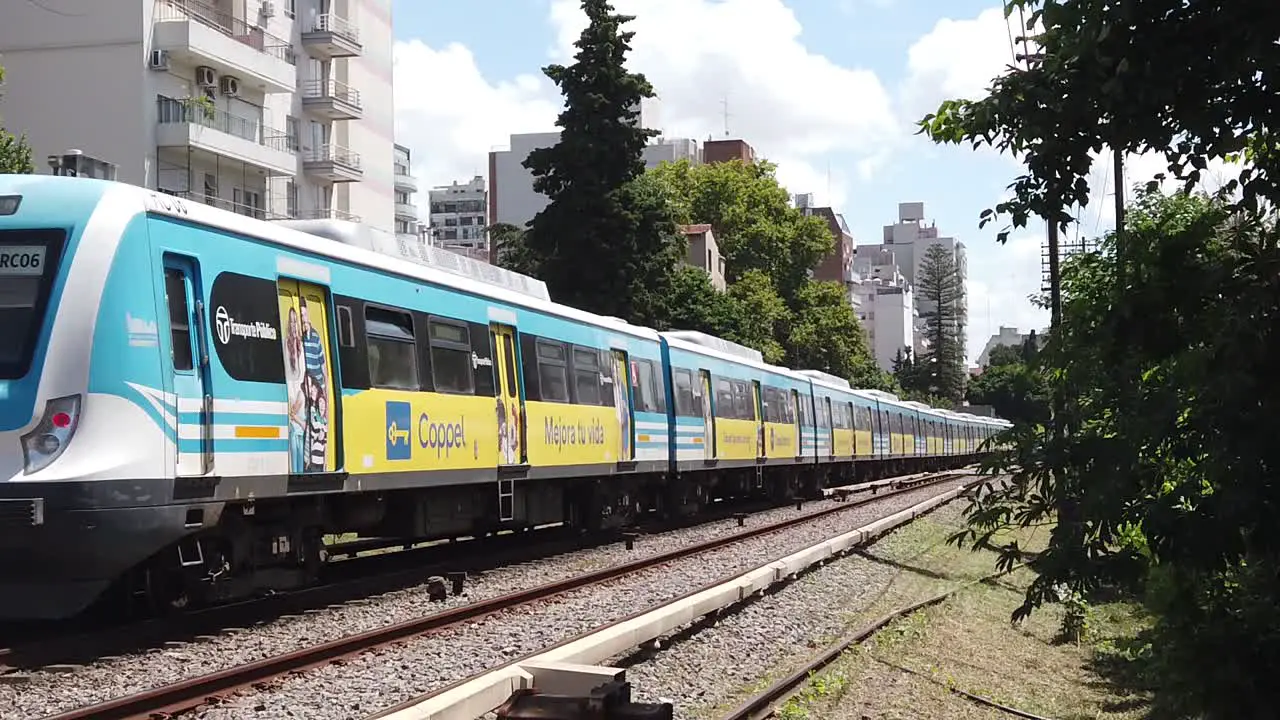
(387, 0, 1238, 365)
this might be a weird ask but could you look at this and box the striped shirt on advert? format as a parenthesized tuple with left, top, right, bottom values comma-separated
(309, 411, 327, 468)
(303, 330, 325, 383)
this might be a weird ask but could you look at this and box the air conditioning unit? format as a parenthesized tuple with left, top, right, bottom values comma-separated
(148, 49, 170, 70)
(261, 1, 276, 18)
(196, 66, 217, 88)
(219, 75, 241, 97)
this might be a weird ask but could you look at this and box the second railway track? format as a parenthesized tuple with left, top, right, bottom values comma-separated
(18, 470, 969, 720)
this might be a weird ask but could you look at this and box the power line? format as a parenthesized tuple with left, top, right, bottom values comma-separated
(25, 0, 83, 17)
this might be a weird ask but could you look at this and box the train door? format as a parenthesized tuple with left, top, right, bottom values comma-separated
(490, 324, 524, 466)
(276, 279, 338, 474)
(163, 256, 212, 476)
(822, 397, 835, 458)
(791, 392, 801, 458)
(611, 350, 634, 461)
(698, 369, 715, 459)
(752, 380, 764, 458)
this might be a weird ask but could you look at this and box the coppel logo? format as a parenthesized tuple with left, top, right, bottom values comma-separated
(385, 401, 412, 461)
(419, 412, 466, 458)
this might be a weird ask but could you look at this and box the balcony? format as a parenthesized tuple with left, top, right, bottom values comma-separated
(155, 96, 297, 177)
(302, 145, 362, 183)
(393, 165, 418, 193)
(394, 201, 418, 221)
(152, 0, 297, 94)
(300, 79, 362, 120)
(296, 208, 362, 222)
(301, 14, 362, 59)
(158, 189, 292, 221)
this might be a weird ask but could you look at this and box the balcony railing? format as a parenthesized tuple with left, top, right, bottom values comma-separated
(158, 189, 291, 221)
(298, 208, 361, 222)
(154, 0, 296, 65)
(313, 13, 359, 44)
(157, 95, 294, 154)
(301, 78, 361, 108)
(304, 144, 362, 170)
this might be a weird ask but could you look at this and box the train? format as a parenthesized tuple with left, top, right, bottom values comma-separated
(0, 175, 1009, 621)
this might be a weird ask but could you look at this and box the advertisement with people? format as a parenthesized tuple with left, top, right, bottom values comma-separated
(277, 280, 334, 473)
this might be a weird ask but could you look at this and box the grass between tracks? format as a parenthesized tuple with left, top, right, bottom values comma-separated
(754, 504, 1152, 720)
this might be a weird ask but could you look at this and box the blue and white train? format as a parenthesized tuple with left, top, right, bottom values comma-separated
(0, 175, 1009, 620)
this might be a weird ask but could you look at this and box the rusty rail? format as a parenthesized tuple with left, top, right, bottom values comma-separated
(42, 471, 965, 720)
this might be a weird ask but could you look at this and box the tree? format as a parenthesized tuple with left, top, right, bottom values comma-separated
(912, 243, 966, 401)
(646, 158, 880, 387)
(960, 189, 1280, 717)
(518, 0, 683, 325)
(919, 0, 1280, 238)
(488, 222, 534, 272)
(0, 63, 34, 175)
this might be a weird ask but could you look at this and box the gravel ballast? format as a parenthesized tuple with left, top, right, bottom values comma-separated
(616, 501, 972, 720)
(1, 480, 961, 720)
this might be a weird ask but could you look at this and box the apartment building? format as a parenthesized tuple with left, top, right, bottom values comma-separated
(488, 130, 701, 235)
(874, 202, 969, 357)
(0, 0, 395, 232)
(680, 224, 727, 291)
(428, 175, 488, 259)
(393, 142, 420, 241)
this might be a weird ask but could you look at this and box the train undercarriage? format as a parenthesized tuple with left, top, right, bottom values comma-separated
(108, 456, 977, 618)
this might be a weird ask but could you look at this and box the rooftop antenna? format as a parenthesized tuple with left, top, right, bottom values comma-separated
(720, 96, 731, 138)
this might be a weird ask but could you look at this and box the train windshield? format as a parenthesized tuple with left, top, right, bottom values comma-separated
(0, 229, 65, 379)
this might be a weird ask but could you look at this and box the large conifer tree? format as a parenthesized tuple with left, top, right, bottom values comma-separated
(521, 0, 682, 324)
(914, 243, 967, 401)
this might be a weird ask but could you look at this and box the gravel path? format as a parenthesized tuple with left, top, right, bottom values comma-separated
(0, 480, 960, 720)
(618, 501, 971, 720)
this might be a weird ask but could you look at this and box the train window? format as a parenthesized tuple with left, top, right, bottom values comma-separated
(761, 387, 776, 423)
(731, 381, 752, 421)
(715, 378, 734, 419)
(428, 318, 474, 394)
(633, 359, 662, 413)
(536, 340, 570, 403)
(163, 269, 194, 372)
(782, 392, 795, 424)
(571, 346, 601, 406)
(336, 305, 355, 348)
(365, 306, 419, 390)
(674, 369, 696, 417)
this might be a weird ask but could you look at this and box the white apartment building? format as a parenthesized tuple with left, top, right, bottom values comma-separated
(976, 325, 1045, 367)
(428, 175, 488, 259)
(0, 0, 395, 232)
(488, 131, 701, 232)
(393, 142, 420, 244)
(852, 247, 917, 372)
(877, 202, 969, 357)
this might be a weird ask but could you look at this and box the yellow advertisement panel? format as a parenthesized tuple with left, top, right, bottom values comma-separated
(524, 400, 621, 468)
(832, 428, 854, 458)
(343, 388, 497, 474)
(763, 422, 798, 459)
(854, 429, 874, 458)
(716, 418, 758, 461)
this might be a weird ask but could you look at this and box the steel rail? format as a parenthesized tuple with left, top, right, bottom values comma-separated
(42, 471, 965, 720)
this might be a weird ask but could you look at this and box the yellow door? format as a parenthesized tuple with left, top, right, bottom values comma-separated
(277, 279, 337, 474)
(490, 324, 523, 465)
(700, 370, 715, 459)
(612, 350, 633, 461)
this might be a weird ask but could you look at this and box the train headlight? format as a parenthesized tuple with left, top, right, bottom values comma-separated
(21, 394, 81, 475)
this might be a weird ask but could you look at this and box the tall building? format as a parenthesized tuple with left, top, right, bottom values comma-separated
(488, 132, 702, 233)
(852, 247, 917, 372)
(797, 201, 859, 308)
(0, 0, 395, 232)
(392, 142, 421, 247)
(428, 175, 488, 259)
(877, 202, 969, 357)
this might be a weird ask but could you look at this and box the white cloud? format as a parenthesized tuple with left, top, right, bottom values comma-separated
(392, 0, 899, 213)
(964, 233, 1048, 364)
(901, 7, 1023, 124)
(392, 40, 560, 214)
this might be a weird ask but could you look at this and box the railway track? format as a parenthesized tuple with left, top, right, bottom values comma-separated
(38, 470, 967, 720)
(0, 489, 818, 672)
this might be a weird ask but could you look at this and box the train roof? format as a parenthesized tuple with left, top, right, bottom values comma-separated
(660, 331, 807, 381)
(66, 178, 663, 345)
